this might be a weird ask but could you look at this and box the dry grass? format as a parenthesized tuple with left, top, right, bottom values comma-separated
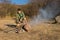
(0, 18, 60, 40)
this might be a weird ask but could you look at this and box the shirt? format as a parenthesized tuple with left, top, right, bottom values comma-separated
(16, 12, 25, 21)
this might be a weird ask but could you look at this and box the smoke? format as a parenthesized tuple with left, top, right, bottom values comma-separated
(29, 0, 60, 26)
(40, 0, 60, 19)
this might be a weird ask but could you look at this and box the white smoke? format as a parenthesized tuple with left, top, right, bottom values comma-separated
(29, 0, 60, 26)
(40, 0, 60, 20)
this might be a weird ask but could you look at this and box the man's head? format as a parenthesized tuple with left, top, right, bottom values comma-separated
(17, 8, 22, 13)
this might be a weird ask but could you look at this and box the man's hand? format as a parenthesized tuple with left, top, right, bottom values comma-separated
(24, 17, 26, 20)
(24, 17, 27, 23)
(20, 19, 22, 22)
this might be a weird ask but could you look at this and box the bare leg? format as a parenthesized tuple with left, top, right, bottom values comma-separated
(22, 20, 31, 32)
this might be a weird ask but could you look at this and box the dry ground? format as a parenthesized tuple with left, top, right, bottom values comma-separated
(0, 17, 60, 40)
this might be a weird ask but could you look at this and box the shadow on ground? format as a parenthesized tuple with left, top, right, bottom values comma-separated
(6, 24, 16, 28)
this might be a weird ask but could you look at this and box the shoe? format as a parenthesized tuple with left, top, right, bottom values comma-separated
(15, 29, 19, 33)
(22, 29, 25, 32)
(16, 30, 19, 33)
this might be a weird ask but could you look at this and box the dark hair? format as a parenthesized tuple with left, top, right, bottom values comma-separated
(17, 8, 21, 11)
